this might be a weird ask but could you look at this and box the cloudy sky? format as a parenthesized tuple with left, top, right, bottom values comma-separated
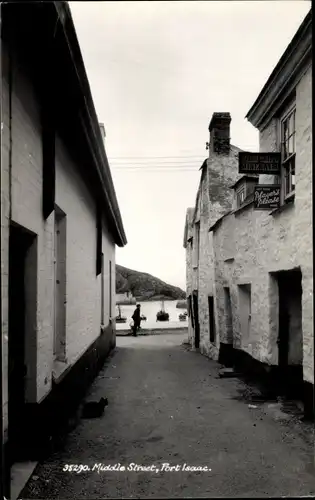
(70, 1, 310, 290)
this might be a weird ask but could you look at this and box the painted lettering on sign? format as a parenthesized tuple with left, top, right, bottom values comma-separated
(239, 152, 281, 174)
(254, 185, 281, 210)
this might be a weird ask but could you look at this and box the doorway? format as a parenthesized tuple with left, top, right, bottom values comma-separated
(54, 207, 66, 361)
(188, 295, 194, 329)
(8, 223, 37, 462)
(101, 253, 104, 325)
(192, 290, 200, 349)
(109, 260, 112, 319)
(238, 284, 251, 344)
(208, 296, 215, 343)
(276, 269, 303, 396)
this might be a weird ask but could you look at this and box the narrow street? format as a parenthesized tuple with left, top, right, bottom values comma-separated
(22, 332, 315, 499)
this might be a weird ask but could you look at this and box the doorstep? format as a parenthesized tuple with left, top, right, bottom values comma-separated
(11, 461, 38, 500)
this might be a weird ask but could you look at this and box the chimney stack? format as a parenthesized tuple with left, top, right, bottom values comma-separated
(208, 112, 231, 155)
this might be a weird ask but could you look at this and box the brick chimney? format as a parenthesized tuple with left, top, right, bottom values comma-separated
(208, 112, 231, 155)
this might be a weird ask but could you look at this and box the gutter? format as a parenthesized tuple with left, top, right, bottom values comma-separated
(53, 2, 127, 246)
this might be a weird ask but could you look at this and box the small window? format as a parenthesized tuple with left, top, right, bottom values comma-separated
(280, 107, 296, 201)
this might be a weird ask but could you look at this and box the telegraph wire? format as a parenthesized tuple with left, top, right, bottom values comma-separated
(110, 149, 241, 172)
(109, 148, 241, 173)
(111, 164, 200, 170)
(109, 148, 241, 161)
(111, 165, 205, 170)
(111, 169, 199, 173)
(109, 155, 205, 159)
(111, 167, 199, 172)
(111, 168, 202, 172)
(109, 160, 208, 167)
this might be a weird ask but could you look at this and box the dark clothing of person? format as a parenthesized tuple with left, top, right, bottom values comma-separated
(132, 307, 141, 336)
(132, 308, 141, 326)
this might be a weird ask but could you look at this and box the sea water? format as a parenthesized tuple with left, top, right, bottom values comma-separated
(115, 300, 187, 330)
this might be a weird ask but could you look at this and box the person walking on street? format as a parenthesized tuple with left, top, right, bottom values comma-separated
(131, 304, 141, 336)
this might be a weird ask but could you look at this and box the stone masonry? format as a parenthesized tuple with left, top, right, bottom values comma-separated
(211, 13, 313, 388)
(183, 11, 313, 393)
(184, 113, 244, 359)
(183, 208, 194, 343)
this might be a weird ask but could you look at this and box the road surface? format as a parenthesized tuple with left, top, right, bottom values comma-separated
(21, 331, 315, 498)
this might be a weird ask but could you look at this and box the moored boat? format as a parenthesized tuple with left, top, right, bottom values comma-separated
(156, 297, 169, 321)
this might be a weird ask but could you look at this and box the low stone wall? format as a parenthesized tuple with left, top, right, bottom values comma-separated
(176, 300, 187, 309)
(116, 299, 137, 305)
(117, 327, 188, 336)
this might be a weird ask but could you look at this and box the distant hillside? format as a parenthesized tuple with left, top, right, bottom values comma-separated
(116, 264, 186, 301)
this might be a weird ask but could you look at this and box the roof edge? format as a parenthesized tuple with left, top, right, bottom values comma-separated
(229, 175, 259, 190)
(55, 2, 127, 246)
(246, 9, 312, 129)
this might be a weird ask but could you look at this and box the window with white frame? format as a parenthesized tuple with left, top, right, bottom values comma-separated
(236, 186, 245, 207)
(280, 107, 296, 200)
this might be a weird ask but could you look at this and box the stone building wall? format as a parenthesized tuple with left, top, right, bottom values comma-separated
(184, 208, 194, 343)
(1, 37, 120, 438)
(212, 65, 313, 384)
(196, 143, 243, 360)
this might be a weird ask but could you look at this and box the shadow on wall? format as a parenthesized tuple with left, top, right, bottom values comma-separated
(7, 324, 115, 464)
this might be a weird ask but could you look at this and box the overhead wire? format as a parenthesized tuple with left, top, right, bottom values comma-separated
(111, 167, 204, 170)
(109, 155, 207, 171)
(109, 148, 241, 173)
(109, 155, 205, 159)
(110, 156, 206, 173)
(111, 163, 205, 170)
(111, 168, 203, 170)
(111, 169, 200, 173)
(111, 161, 204, 165)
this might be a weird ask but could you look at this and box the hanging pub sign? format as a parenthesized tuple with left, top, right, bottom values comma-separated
(238, 152, 281, 175)
(254, 185, 281, 210)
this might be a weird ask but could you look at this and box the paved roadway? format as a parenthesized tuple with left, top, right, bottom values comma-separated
(22, 331, 315, 498)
